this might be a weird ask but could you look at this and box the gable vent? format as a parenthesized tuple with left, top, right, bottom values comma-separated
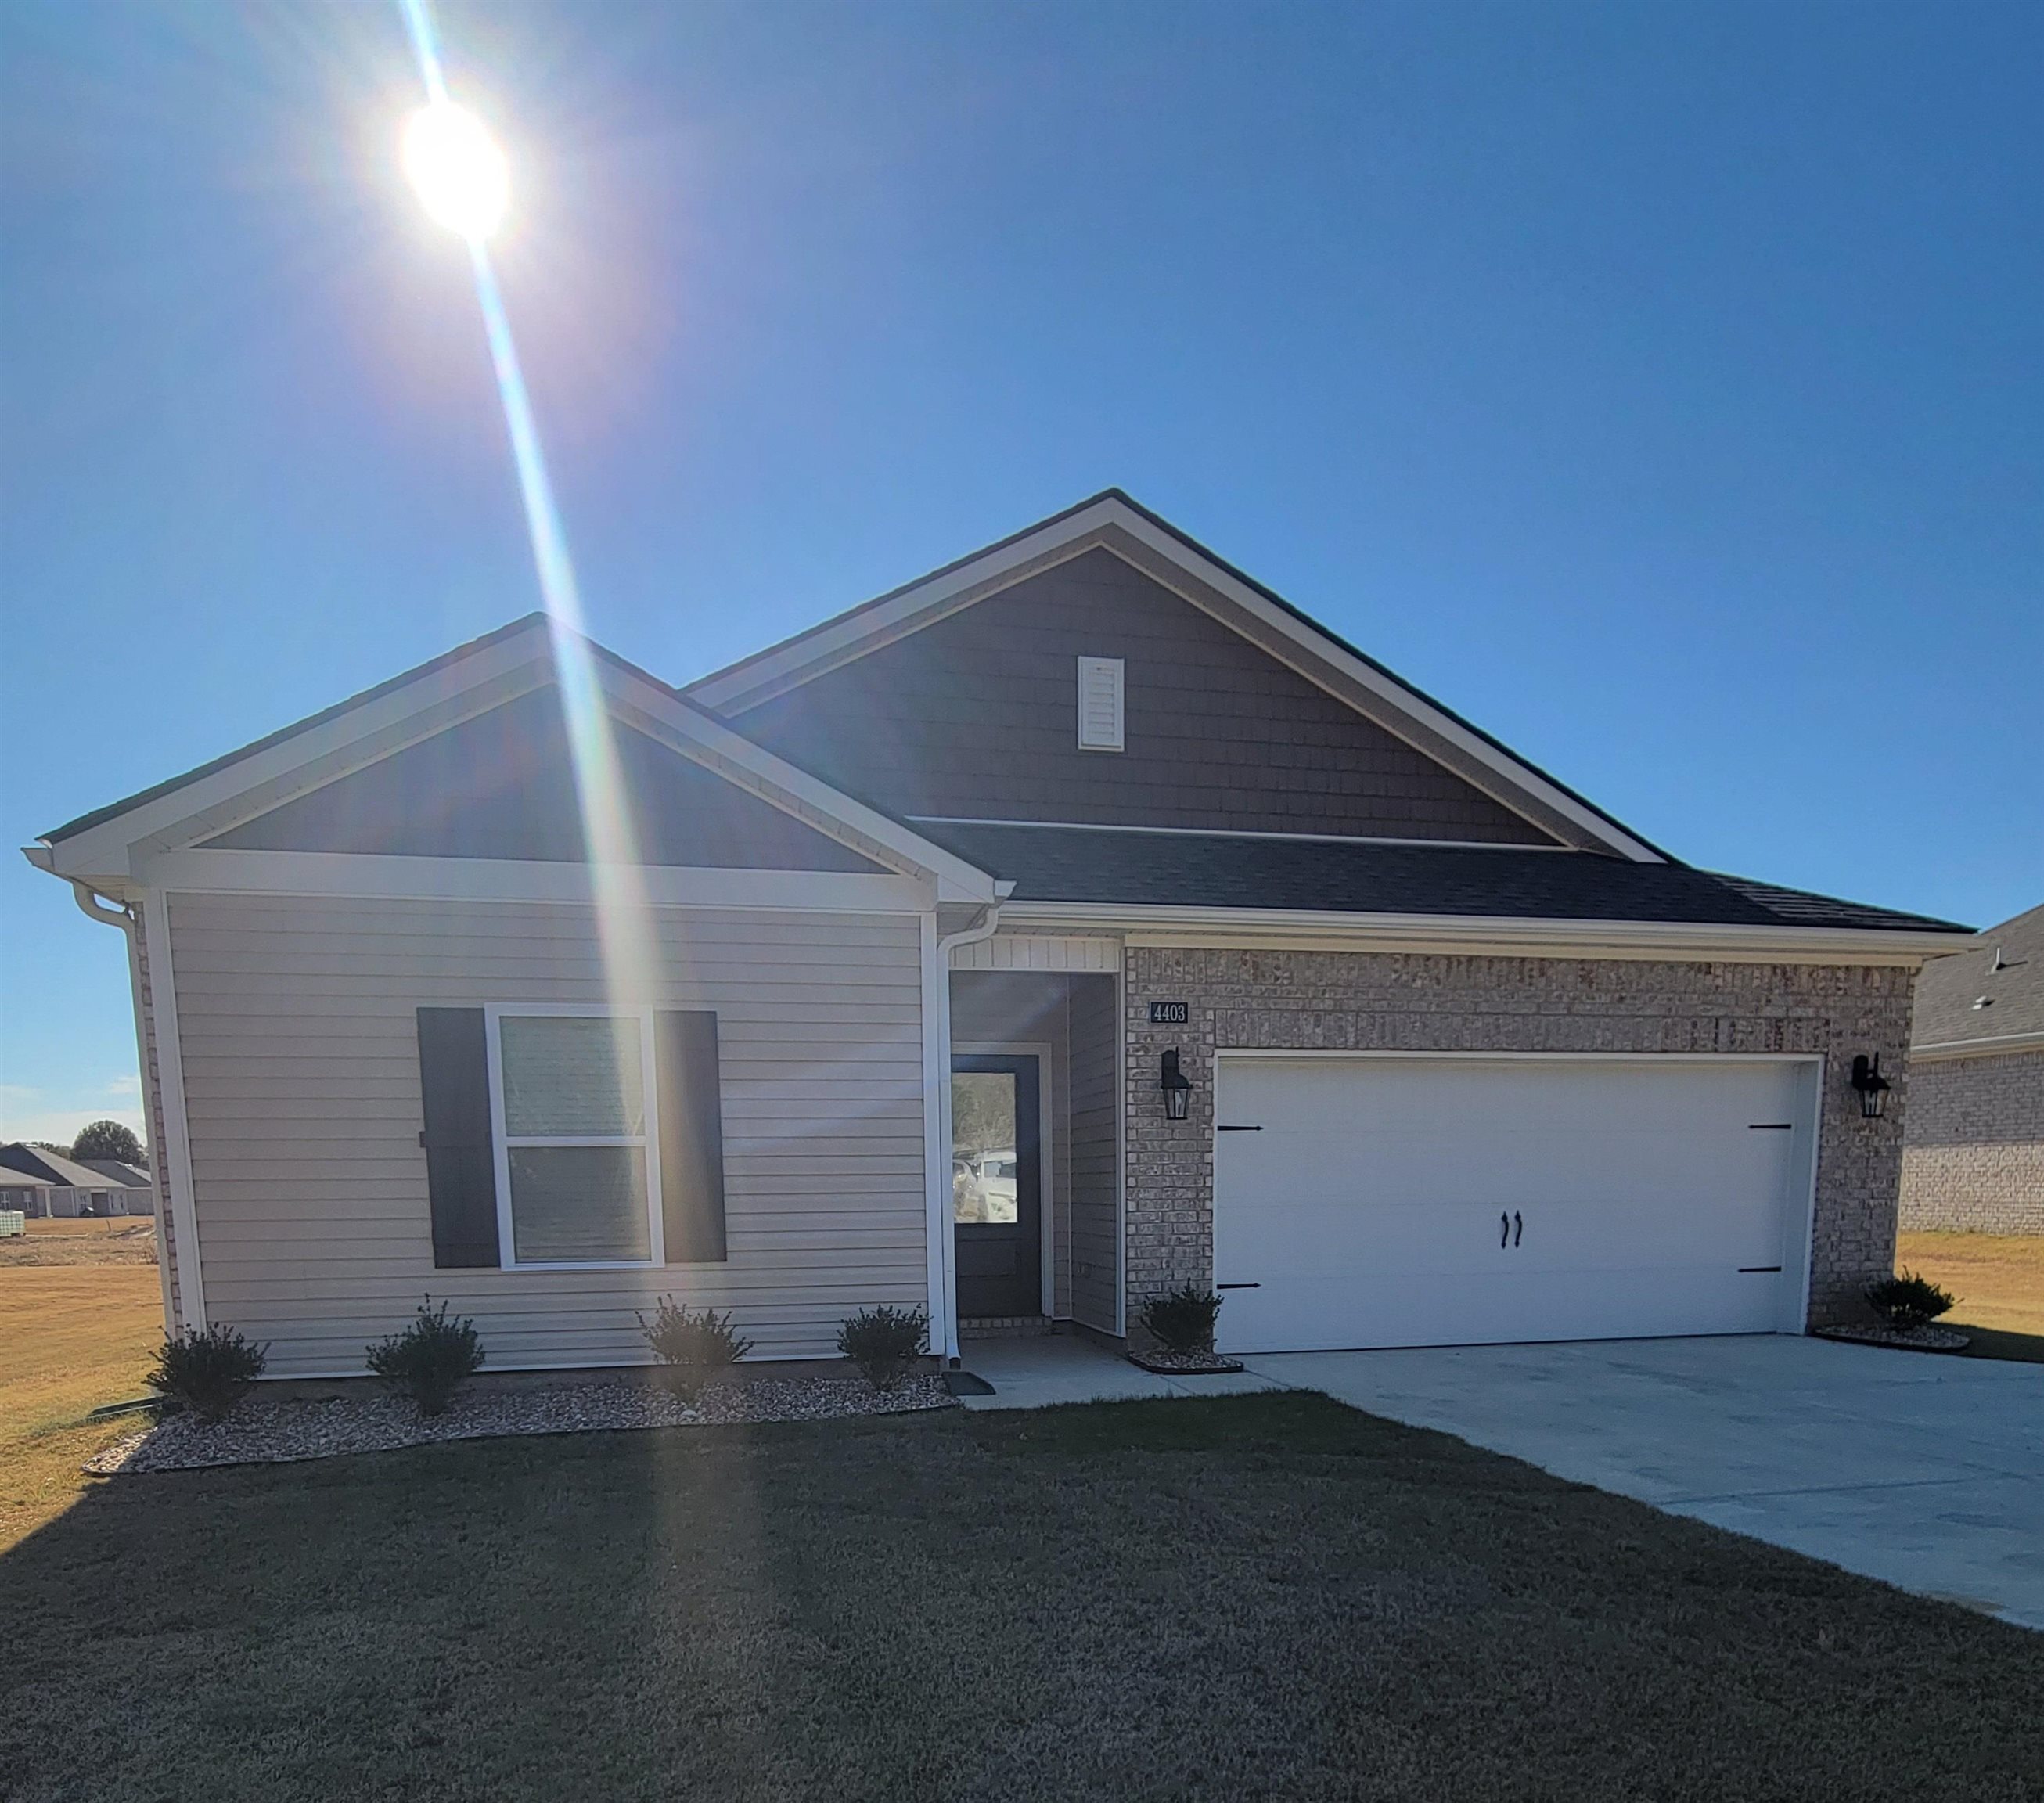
(1076, 656, 1125, 752)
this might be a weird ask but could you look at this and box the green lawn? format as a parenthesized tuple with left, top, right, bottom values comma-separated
(4, 1395, 2039, 1801)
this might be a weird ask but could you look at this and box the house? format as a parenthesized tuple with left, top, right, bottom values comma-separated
(0, 1144, 153, 1218)
(0, 1168, 57, 1218)
(1900, 902, 2043, 1235)
(77, 1158, 157, 1213)
(26, 493, 1972, 1377)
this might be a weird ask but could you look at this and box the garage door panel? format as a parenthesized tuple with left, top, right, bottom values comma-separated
(1212, 1056, 1808, 1354)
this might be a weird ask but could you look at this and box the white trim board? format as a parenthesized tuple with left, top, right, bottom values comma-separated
(999, 900, 1968, 966)
(136, 849, 934, 915)
(40, 616, 1004, 907)
(684, 495, 1662, 862)
(141, 890, 207, 1330)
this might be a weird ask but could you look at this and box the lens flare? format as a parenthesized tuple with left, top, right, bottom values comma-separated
(398, 0, 660, 1039)
(404, 101, 509, 242)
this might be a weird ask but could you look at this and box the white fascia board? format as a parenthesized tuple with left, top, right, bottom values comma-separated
(1911, 1031, 2044, 1062)
(43, 623, 556, 884)
(687, 497, 1660, 863)
(135, 848, 934, 913)
(686, 498, 1128, 713)
(1097, 509, 1664, 863)
(594, 660, 1002, 904)
(998, 900, 1973, 966)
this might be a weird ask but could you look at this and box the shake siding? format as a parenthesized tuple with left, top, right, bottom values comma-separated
(1067, 976, 1120, 1333)
(167, 891, 929, 1376)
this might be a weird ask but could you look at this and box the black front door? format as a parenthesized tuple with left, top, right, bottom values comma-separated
(952, 1054, 1042, 1319)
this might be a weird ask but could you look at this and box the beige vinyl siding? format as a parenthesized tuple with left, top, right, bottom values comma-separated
(1067, 975, 1120, 1333)
(167, 891, 930, 1376)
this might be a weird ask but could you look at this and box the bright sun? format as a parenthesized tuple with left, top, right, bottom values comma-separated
(403, 100, 509, 241)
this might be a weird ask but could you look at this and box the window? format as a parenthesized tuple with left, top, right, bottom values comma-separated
(489, 1008, 663, 1267)
(1075, 656, 1125, 751)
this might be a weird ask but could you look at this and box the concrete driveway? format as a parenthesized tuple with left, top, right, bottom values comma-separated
(1243, 1336, 2044, 1630)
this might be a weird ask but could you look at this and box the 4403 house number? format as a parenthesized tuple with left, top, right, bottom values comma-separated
(1149, 1001, 1190, 1024)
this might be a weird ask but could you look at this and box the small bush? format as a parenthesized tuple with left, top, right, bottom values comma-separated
(1866, 1270, 1956, 1330)
(145, 1324, 268, 1422)
(837, 1305, 928, 1392)
(636, 1297, 753, 1402)
(366, 1296, 485, 1416)
(1141, 1283, 1224, 1355)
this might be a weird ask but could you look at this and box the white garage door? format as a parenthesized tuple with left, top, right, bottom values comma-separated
(1212, 1055, 1815, 1354)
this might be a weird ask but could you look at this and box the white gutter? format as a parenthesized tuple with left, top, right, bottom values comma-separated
(995, 900, 1973, 966)
(1912, 1030, 2044, 1062)
(66, 879, 179, 1337)
(921, 894, 1007, 1363)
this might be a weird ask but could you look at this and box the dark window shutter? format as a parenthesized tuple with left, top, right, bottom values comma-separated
(656, 1011, 727, 1263)
(416, 1008, 502, 1268)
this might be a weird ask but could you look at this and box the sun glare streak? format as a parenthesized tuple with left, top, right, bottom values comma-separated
(398, 0, 662, 1040)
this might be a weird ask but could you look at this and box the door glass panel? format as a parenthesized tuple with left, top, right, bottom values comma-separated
(952, 1071, 1019, 1224)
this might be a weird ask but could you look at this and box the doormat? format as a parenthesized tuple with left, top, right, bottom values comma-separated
(1126, 1351, 1245, 1376)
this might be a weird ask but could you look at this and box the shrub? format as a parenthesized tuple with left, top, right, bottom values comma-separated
(366, 1297, 485, 1416)
(1140, 1283, 1224, 1355)
(636, 1297, 753, 1402)
(145, 1324, 268, 1422)
(837, 1305, 929, 1392)
(1865, 1270, 1956, 1330)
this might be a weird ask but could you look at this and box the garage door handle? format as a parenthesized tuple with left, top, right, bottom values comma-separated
(1501, 1211, 1510, 1248)
(1513, 1211, 1523, 1247)
(1216, 1283, 1261, 1290)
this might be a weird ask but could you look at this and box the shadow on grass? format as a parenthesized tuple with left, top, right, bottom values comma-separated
(1954, 1324, 2044, 1365)
(2, 1394, 2040, 1802)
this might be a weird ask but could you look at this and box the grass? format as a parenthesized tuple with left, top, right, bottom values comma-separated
(0, 1254, 164, 1553)
(0, 1214, 161, 1265)
(1895, 1230, 2044, 1364)
(3, 1396, 2039, 1801)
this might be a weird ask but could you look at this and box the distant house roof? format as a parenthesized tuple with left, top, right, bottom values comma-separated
(76, 1158, 153, 1187)
(0, 1145, 127, 1189)
(0, 1167, 56, 1189)
(1913, 902, 2044, 1053)
(916, 823, 1974, 938)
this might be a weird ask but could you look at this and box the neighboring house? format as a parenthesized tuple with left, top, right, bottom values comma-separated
(0, 1144, 153, 1218)
(1901, 902, 2044, 1235)
(26, 493, 1972, 1377)
(77, 1158, 157, 1214)
(0, 1168, 57, 1218)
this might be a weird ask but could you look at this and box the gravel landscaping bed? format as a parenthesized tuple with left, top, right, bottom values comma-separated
(1127, 1348, 1246, 1374)
(1815, 1323, 1970, 1353)
(85, 1373, 954, 1474)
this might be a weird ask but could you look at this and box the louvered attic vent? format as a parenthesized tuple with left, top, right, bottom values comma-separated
(1076, 656, 1125, 752)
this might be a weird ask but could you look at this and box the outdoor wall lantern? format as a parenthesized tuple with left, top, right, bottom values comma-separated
(1849, 1053, 1891, 1119)
(1160, 1049, 1193, 1122)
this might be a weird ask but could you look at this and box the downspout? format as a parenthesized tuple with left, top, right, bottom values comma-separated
(930, 894, 1007, 1363)
(67, 876, 180, 1337)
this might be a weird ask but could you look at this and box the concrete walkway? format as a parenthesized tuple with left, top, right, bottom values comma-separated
(952, 1331, 2042, 1630)
(1244, 1336, 2044, 1631)
(953, 1335, 1283, 1410)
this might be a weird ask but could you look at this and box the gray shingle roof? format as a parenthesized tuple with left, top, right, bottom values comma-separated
(0, 1145, 124, 1188)
(1912, 902, 2044, 1049)
(916, 824, 1972, 935)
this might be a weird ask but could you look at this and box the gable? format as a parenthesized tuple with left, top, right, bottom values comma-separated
(206, 686, 888, 873)
(725, 548, 1563, 847)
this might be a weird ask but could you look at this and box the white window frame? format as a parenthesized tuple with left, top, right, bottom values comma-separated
(484, 1002, 666, 1271)
(1075, 656, 1125, 752)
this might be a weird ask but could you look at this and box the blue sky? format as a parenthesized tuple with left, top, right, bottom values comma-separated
(2, 0, 2039, 1146)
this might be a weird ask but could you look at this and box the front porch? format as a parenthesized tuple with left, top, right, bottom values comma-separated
(948, 966, 1123, 1342)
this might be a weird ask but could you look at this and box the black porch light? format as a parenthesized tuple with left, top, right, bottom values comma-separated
(1849, 1053, 1891, 1119)
(1160, 1049, 1193, 1122)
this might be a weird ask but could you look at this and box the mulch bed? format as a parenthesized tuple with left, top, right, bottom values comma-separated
(1815, 1323, 1971, 1354)
(1126, 1348, 1246, 1375)
(85, 1373, 954, 1475)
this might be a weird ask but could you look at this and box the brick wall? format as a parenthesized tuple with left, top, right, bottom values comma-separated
(1898, 1049, 2044, 1234)
(1122, 946, 1916, 1330)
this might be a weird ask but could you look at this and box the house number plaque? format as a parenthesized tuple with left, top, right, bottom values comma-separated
(1149, 1002, 1189, 1024)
